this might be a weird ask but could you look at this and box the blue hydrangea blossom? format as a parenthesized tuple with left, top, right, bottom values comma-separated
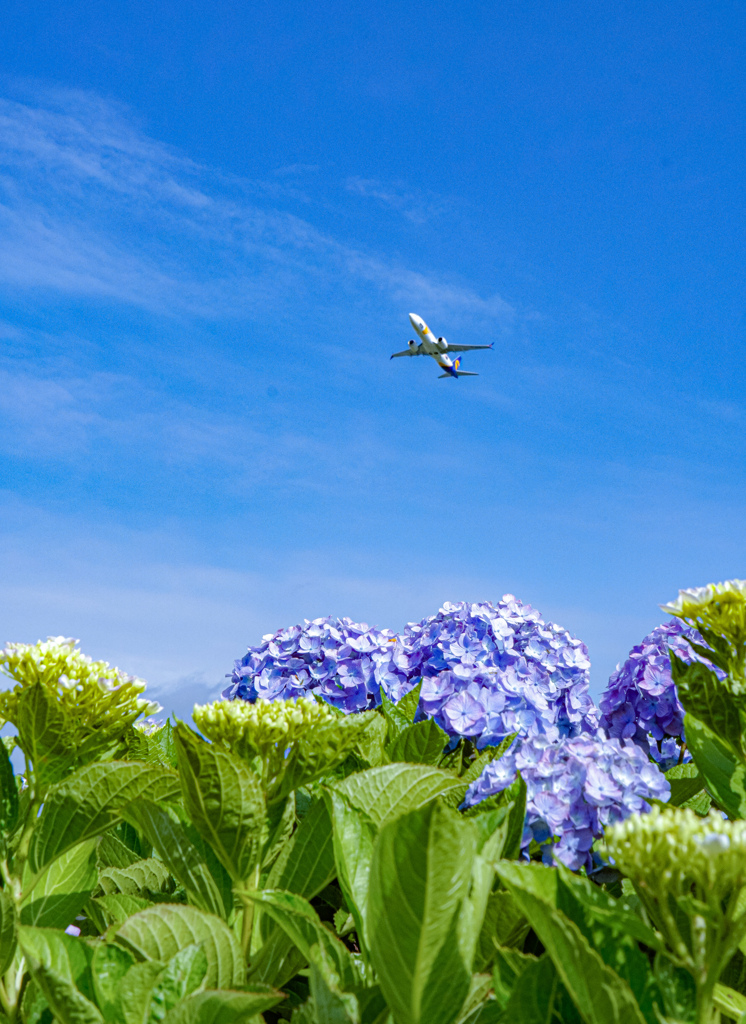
(598, 619, 709, 767)
(223, 598, 598, 745)
(463, 731, 671, 871)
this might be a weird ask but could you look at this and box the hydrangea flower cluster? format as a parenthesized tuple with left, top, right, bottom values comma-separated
(464, 732, 671, 871)
(223, 598, 597, 748)
(598, 619, 704, 767)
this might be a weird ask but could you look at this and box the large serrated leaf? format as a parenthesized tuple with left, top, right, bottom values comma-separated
(122, 799, 233, 920)
(249, 890, 360, 991)
(386, 718, 448, 765)
(110, 904, 245, 989)
(146, 943, 209, 1023)
(266, 795, 335, 899)
(325, 788, 377, 953)
(672, 655, 746, 756)
(333, 763, 466, 828)
(30, 762, 181, 872)
(665, 763, 705, 806)
(86, 893, 153, 932)
(90, 942, 135, 1021)
(22, 839, 98, 929)
(686, 715, 746, 818)
(368, 802, 476, 1024)
(16, 681, 74, 790)
(162, 987, 285, 1024)
(100, 858, 174, 898)
(495, 863, 648, 1024)
(174, 725, 267, 884)
(24, 957, 104, 1024)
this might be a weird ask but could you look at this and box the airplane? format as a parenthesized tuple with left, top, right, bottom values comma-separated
(390, 313, 493, 378)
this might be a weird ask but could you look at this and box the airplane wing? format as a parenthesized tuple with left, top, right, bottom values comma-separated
(439, 371, 479, 378)
(442, 344, 493, 352)
(390, 347, 422, 358)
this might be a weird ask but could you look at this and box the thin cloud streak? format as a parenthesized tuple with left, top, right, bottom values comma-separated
(0, 86, 517, 328)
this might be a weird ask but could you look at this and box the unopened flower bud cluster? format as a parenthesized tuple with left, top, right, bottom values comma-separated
(0, 636, 159, 728)
(194, 696, 336, 759)
(605, 806, 746, 900)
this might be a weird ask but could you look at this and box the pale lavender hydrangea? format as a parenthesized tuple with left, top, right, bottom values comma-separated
(598, 619, 709, 767)
(464, 732, 671, 871)
(224, 598, 598, 745)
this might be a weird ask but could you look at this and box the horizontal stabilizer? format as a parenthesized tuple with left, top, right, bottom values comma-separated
(438, 371, 479, 378)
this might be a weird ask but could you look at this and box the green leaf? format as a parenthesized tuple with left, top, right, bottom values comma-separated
(0, 889, 17, 975)
(266, 795, 336, 899)
(672, 654, 746, 757)
(714, 984, 746, 1021)
(501, 955, 578, 1024)
(100, 858, 174, 898)
(118, 960, 167, 1024)
(147, 721, 179, 770)
(16, 680, 75, 789)
(246, 924, 307, 989)
(86, 894, 153, 932)
(397, 682, 423, 723)
(22, 839, 98, 928)
(686, 715, 746, 818)
(665, 763, 705, 806)
(492, 946, 539, 1010)
(500, 775, 527, 861)
(307, 944, 360, 1024)
(380, 693, 412, 741)
(18, 925, 93, 989)
(495, 863, 649, 1024)
(325, 789, 377, 953)
(386, 719, 448, 766)
(161, 987, 285, 1024)
(368, 801, 476, 1024)
(24, 957, 104, 1024)
(146, 944, 209, 1023)
(174, 724, 267, 884)
(30, 762, 181, 872)
(110, 904, 245, 989)
(90, 942, 135, 1022)
(0, 734, 18, 833)
(249, 890, 360, 991)
(98, 833, 143, 870)
(355, 713, 388, 768)
(332, 763, 467, 829)
(122, 800, 233, 919)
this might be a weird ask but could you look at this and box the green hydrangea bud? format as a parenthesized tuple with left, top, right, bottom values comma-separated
(193, 697, 371, 797)
(661, 579, 746, 665)
(606, 806, 746, 901)
(0, 636, 160, 760)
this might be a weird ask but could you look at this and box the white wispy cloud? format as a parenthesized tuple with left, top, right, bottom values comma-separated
(0, 85, 516, 328)
(345, 176, 450, 224)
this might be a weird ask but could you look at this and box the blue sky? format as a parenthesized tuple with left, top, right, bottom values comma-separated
(1, 1, 744, 716)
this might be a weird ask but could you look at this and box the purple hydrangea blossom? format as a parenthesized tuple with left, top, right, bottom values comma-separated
(464, 732, 671, 871)
(598, 619, 709, 767)
(223, 598, 598, 745)
(222, 617, 398, 713)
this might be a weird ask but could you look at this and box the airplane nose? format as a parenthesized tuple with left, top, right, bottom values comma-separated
(408, 313, 420, 328)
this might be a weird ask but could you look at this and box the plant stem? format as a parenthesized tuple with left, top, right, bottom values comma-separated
(240, 863, 262, 965)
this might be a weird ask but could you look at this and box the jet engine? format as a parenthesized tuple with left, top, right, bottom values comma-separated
(408, 339, 417, 348)
(437, 336, 448, 351)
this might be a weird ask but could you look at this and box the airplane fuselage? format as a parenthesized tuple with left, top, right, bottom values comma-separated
(408, 313, 460, 377)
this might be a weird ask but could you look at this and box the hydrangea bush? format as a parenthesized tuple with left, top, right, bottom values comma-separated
(0, 579, 744, 1024)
